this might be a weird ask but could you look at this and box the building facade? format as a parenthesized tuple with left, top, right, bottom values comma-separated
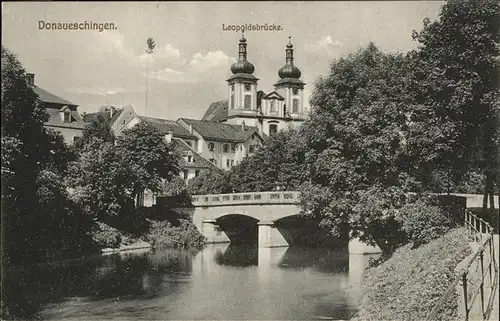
(202, 34, 307, 137)
(27, 73, 86, 144)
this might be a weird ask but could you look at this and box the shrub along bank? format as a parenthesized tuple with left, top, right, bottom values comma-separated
(352, 228, 471, 321)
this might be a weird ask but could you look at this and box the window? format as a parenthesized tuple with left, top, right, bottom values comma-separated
(231, 144, 236, 152)
(209, 158, 216, 165)
(292, 88, 299, 95)
(185, 141, 192, 148)
(226, 159, 231, 167)
(195, 170, 200, 177)
(72, 136, 80, 144)
(244, 95, 251, 109)
(182, 170, 188, 179)
(223, 144, 229, 153)
(249, 145, 256, 153)
(208, 142, 215, 151)
(270, 100, 276, 112)
(63, 112, 71, 123)
(231, 84, 235, 92)
(230, 93, 235, 109)
(231, 160, 234, 166)
(292, 98, 299, 113)
(269, 124, 278, 135)
(187, 155, 193, 163)
(244, 83, 251, 91)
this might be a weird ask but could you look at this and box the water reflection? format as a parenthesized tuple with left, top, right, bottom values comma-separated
(214, 244, 258, 267)
(4, 245, 376, 320)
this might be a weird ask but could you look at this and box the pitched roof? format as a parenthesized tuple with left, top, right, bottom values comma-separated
(34, 86, 76, 106)
(178, 118, 261, 142)
(202, 100, 228, 122)
(109, 108, 125, 127)
(44, 108, 87, 130)
(138, 116, 196, 139)
(82, 111, 111, 123)
(173, 138, 217, 169)
(201, 92, 265, 122)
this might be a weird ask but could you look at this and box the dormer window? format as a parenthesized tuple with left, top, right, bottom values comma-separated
(63, 112, 71, 123)
(187, 155, 193, 163)
(59, 106, 72, 123)
(208, 142, 215, 151)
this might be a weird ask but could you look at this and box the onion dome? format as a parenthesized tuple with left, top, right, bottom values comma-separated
(278, 37, 302, 79)
(230, 33, 255, 74)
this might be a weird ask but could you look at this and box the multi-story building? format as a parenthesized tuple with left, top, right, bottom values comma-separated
(27, 73, 86, 144)
(109, 34, 307, 181)
(202, 34, 307, 136)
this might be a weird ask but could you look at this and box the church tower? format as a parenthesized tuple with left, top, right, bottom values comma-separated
(274, 37, 305, 119)
(226, 33, 259, 128)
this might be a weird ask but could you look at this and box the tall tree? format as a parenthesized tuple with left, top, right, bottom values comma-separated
(67, 137, 134, 221)
(229, 129, 308, 192)
(1, 46, 87, 265)
(74, 114, 115, 149)
(299, 44, 411, 255)
(115, 122, 179, 207)
(409, 0, 500, 212)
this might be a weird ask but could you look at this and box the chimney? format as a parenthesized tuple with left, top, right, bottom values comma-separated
(165, 131, 173, 143)
(26, 73, 35, 86)
(241, 121, 246, 131)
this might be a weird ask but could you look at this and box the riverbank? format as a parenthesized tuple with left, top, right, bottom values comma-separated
(351, 228, 471, 321)
(93, 218, 206, 255)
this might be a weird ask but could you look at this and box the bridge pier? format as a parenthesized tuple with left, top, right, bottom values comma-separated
(258, 221, 288, 248)
(348, 237, 382, 255)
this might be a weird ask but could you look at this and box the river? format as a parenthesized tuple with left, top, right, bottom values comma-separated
(5, 244, 377, 320)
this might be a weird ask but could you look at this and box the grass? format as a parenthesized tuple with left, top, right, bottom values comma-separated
(352, 228, 472, 321)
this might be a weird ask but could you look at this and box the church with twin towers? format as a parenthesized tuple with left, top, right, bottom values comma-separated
(220, 32, 307, 136)
(110, 33, 308, 178)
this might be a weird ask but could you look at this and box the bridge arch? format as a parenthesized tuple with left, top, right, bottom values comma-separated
(213, 214, 259, 245)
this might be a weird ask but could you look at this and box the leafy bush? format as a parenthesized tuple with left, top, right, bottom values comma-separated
(146, 219, 206, 249)
(187, 169, 231, 195)
(91, 221, 122, 248)
(400, 199, 457, 247)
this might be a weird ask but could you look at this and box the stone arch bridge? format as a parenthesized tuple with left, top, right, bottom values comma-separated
(174, 191, 496, 252)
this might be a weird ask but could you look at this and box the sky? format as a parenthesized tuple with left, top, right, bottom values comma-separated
(2, 1, 444, 120)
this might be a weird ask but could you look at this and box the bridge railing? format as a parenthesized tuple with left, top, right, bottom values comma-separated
(426, 209, 498, 321)
(190, 191, 301, 207)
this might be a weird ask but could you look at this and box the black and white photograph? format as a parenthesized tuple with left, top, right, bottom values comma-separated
(1, 1, 499, 320)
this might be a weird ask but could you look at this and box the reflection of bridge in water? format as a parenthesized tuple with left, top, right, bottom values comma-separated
(191, 243, 378, 316)
(184, 191, 381, 254)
